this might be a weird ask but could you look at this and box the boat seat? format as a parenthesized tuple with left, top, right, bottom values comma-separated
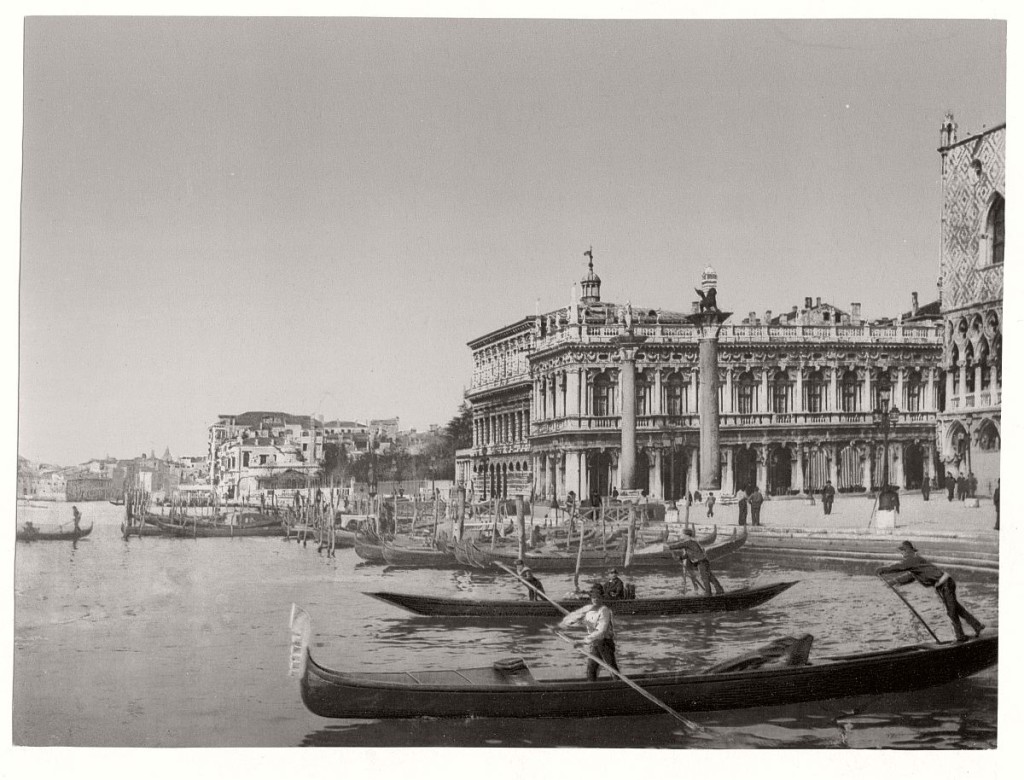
(705, 634, 814, 674)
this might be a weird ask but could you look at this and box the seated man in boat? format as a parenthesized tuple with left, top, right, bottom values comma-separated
(529, 524, 546, 549)
(676, 527, 725, 596)
(604, 569, 626, 600)
(559, 583, 619, 681)
(877, 541, 984, 643)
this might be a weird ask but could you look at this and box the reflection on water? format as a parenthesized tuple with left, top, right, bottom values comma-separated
(13, 502, 998, 747)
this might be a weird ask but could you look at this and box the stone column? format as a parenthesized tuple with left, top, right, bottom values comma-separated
(699, 334, 723, 491)
(724, 369, 734, 414)
(687, 448, 700, 495)
(611, 334, 646, 491)
(945, 370, 954, 412)
(654, 370, 663, 415)
(565, 451, 581, 501)
(794, 446, 805, 492)
(829, 444, 840, 487)
(829, 367, 839, 412)
(653, 449, 664, 499)
(723, 447, 735, 493)
(795, 367, 804, 413)
(760, 371, 769, 413)
(863, 370, 873, 412)
(568, 369, 581, 417)
(862, 446, 873, 489)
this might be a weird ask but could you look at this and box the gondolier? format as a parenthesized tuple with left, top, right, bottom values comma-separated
(558, 584, 618, 681)
(877, 541, 984, 643)
(676, 527, 725, 595)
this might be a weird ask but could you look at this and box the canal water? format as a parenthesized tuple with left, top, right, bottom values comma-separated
(13, 501, 998, 749)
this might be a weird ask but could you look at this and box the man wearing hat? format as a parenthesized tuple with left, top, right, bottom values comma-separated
(675, 527, 725, 596)
(605, 569, 625, 600)
(877, 541, 984, 643)
(559, 583, 619, 680)
(514, 559, 545, 601)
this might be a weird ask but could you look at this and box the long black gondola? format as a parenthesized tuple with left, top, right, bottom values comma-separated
(288, 605, 998, 720)
(366, 580, 798, 618)
(16, 521, 94, 542)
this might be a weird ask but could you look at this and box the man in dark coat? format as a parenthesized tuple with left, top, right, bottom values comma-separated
(736, 487, 748, 526)
(921, 476, 931, 501)
(877, 541, 984, 642)
(748, 485, 764, 526)
(605, 569, 626, 600)
(993, 480, 1000, 531)
(946, 473, 956, 502)
(822, 481, 836, 515)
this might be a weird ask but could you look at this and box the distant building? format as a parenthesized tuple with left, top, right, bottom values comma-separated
(935, 114, 1004, 495)
(207, 411, 324, 500)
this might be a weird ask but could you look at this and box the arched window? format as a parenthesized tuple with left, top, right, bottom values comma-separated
(904, 370, 923, 412)
(804, 370, 824, 413)
(636, 371, 651, 416)
(665, 373, 685, 416)
(950, 344, 961, 394)
(977, 339, 991, 390)
(772, 372, 790, 414)
(736, 371, 756, 414)
(984, 194, 1005, 266)
(840, 370, 859, 412)
(592, 372, 614, 417)
(964, 343, 976, 394)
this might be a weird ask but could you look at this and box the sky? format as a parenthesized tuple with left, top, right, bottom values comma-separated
(14, 16, 1007, 465)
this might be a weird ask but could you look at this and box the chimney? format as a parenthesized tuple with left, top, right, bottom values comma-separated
(804, 297, 812, 310)
(911, 292, 919, 315)
(851, 302, 862, 323)
(816, 296, 821, 307)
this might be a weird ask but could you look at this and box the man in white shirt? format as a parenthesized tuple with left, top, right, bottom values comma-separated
(559, 584, 618, 680)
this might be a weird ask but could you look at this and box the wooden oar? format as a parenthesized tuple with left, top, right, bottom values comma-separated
(552, 630, 701, 733)
(877, 574, 941, 642)
(493, 561, 701, 733)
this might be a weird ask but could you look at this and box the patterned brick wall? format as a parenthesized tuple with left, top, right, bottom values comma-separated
(941, 126, 1005, 311)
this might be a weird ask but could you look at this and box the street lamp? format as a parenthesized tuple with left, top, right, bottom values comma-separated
(872, 373, 900, 505)
(479, 445, 488, 502)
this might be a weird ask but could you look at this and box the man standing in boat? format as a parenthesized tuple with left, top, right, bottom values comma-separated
(559, 584, 619, 681)
(676, 527, 725, 595)
(604, 568, 625, 600)
(877, 541, 984, 643)
(71, 505, 81, 533)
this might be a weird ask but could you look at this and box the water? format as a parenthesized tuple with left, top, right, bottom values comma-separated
(13, 502, 998, 748)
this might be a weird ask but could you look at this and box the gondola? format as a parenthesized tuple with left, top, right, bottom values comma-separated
(381, 538, 458, 567)
(16, 520, 93, 542)
(289, 605, 998, 720)
(465, 527, 741, 572)
(145, 516, 285, 538)
(366, 580, 798, 618)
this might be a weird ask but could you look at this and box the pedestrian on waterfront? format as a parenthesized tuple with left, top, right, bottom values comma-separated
(993, 479, 1000, 531)
(956, 474, 967, 502)
(694, 490, 702, 504)
(748, 485, 764, 526)
(559, 584, 619, 681)
(675, 527, 725, 595)
(736, 487, 748, 526)
(822, 481, 836, 516)
(611, 487, 619, 502)
(946, 473, 956, 502)
(705, 492, 716, 518)
(605, 569, 626, 600)
(877, 541, 984, 642)
(921, 476, 931, 501)
(968, 473, 978, 499)
(686, 492, 693, 507)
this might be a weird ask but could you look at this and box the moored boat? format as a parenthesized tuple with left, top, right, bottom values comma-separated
(289, 605, 998, 720)
(145, 515, 285, 538)
(366, 580, 798, 618)
(381, 538, 458, 567)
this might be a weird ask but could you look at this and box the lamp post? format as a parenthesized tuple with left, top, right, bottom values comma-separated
(872, 373, 900, 505)
(479, 445, 488, 502)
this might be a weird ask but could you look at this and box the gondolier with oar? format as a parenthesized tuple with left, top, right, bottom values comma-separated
(675, 527, 725, 596)
(877, 541, 984, 643)
(558, 583, 619, 681)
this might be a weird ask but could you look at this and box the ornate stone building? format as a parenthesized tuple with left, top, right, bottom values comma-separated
(935, 115, 1004, 496)
(464, 255, 945, 502)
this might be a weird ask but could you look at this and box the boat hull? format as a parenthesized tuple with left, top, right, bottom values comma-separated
(367, 580, 798, 618)
(299, 634, 998, 720)
(16, 522, 94, 542)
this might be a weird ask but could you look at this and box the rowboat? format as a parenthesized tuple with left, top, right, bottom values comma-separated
(146, 516, 285, 538)
(289, 606, 998, 720)
(366, 580, 798, 618)
(354, 531, 388, 563)
(16, 521, 93, 542)
(381, 538, 458, 567)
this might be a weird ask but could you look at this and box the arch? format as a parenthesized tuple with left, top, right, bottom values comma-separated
(736, 370, 757, 414)
(592, 370, 615, 417)
(734, 446, 759, 493)
(903, 442, 926, 489)
(976, 419, 1001, 451)
(635, 450, 651, 495)
(772, 371, 791, 414)
(588, 451, 614, 501)
(659, 447, 689, 501)
(802, 445, 829, 492)
(964, 342, 976, 393)
(768, 445, 793, 495)
(838, 444, 863, 490)
(664, 371, 686, 416)
(840, 369, 859, 412)
(804, 369, 825, 413)
(981, 192, 1005, 266)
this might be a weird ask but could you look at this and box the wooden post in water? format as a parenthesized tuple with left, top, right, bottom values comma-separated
(516, 495, 526, 561)
(573, 504, 586, 593)
(623, 503, 637, 568)
(456, 487, 466, 541)
(432, 494, 440, 539)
